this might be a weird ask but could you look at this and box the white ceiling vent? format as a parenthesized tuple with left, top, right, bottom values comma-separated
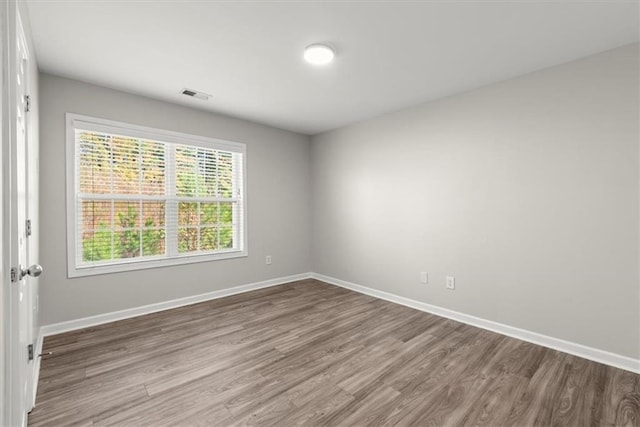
(181, 88, 211, 101)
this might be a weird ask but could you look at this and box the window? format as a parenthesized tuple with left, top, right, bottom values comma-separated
(66, 114, 247, 277)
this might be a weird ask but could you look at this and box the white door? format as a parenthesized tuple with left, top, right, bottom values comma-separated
(6, 10, 40, 427)
(17, 12, 38, 415)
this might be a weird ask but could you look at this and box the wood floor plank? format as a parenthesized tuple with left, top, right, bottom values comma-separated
(29, 279, 640, 426)
(323, 384, 401, 426)
(282, 387, 355, 426)
(548, 356, 598, 426)
(504, 348, 569, 425)
(608, 368, 640, 427)
(456, 373, 529, 426)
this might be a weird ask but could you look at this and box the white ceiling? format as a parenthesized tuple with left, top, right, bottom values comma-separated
(26, 1, 638, 135)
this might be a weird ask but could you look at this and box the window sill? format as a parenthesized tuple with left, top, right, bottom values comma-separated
(68, 249, 248, 278)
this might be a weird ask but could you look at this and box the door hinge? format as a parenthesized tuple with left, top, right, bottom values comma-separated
(10, 267, 18, 282)
(24, 95, 31, 113)
(26, 219, 31, 237)
(28, 344, 34, 361)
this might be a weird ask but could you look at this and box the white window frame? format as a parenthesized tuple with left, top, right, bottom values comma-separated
(66, 113, 248, 278)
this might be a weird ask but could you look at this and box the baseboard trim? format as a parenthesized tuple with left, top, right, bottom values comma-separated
(310, 272, 640, 374)
(40, 272, 313, 337)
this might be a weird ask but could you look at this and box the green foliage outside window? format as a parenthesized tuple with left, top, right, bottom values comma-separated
(83, 205, 165, 262)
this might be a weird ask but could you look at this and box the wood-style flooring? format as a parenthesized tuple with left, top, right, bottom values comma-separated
(30, 279, 640, 426)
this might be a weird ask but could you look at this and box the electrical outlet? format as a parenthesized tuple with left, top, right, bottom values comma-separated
(446, 276, 455, 290)
(419, 272, 428, 284)
(266, 255, 272, 265)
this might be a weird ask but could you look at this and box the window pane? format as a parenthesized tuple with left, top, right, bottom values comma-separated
(78, 132, 112, 194)
(114, 230, 141, 259)
(178, 227, 198, 253)
(142, 228, 165, 257)
(219, 225, 234, 249)
(199, 202, 218, 226)
(112, 136, 140, 195)
(219, 202, 234, 225)
(218, 151, 233, 198)
(176, 146, 196, 196)
(82, 229, 113, 262)
(197, 149, 218, 197)
(200, 226, 217, 251)
(178, 202, 198, 226)
(142, 201, 165, 227)
(81, 200, 112, 231)
(114, 201, 141, 229)
(140, 141, 165, 195)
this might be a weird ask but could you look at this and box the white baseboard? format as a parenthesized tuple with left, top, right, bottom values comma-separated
(310, 273, 640, 374)
(40, 273, 312, 337)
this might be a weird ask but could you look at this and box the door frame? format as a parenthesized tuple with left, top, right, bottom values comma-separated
(0, 0, 6, 423)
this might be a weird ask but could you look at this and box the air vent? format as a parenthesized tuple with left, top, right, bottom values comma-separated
(181, 88, 211, 101)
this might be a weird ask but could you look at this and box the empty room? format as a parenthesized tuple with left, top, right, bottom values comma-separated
(1, 0, 639, 425)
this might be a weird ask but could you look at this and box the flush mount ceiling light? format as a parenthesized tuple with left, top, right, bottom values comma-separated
(304, 44, 335, 65)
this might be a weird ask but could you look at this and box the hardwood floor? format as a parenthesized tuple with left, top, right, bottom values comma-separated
(30, 279, 639, 426)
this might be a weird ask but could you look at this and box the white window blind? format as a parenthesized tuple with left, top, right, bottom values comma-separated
(67, 114, 246, 277)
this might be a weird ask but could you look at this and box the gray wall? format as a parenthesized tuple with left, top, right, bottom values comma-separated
(39, 74, 311, 325)
(311, 44, 639, 359)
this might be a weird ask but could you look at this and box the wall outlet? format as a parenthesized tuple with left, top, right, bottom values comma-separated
(446, 276, 455, 290)
(266, 255, 272, 265)
(419, 272, 428, 284)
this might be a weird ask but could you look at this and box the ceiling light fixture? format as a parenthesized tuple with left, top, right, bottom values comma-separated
(304, 44, 335, 65)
